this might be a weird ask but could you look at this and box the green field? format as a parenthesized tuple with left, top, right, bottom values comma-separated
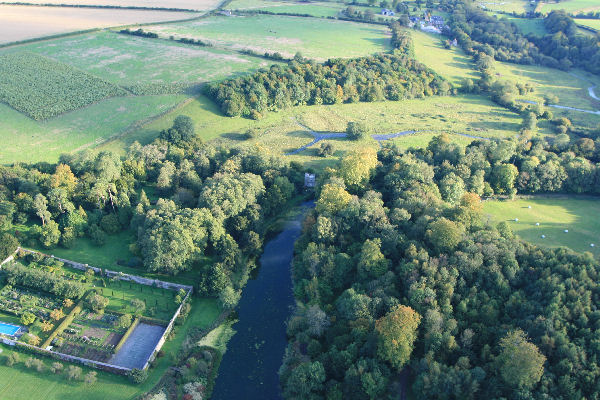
(483, 197, 600, 256)
(14, 31, 273, 91)
(497, 15, 547, 35)
(477, 0, 532, 13)
(538, 0, 600, 13)
(410, 29, 600, 129)
(0, 93, 187, 164)
(227, 0, 344, 17)
(576, 18, 600, 30)
(98, 92, 527, 171)
(149, 14, 391, 60)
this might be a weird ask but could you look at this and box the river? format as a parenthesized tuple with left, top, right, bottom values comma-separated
(211, 201, 313, 400)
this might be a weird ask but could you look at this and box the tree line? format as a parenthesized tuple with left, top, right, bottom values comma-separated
(205, 50, 451, 119)
(280, 133, 600, 399)
(0, 116, 304, 305)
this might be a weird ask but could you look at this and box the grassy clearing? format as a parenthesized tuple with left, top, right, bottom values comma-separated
(496, 15, 547, 35)
(539, 0, 600, 13)
(0, 93, 187, 164)
(16, 31, 273, 90)
(576, 19, 600, 30)
(0, 5, 199, 44)
(149, 14, 391, 60)
(483, 196, 600, 257)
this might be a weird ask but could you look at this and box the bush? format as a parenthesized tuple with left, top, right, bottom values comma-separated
(66, 365, 82, 381)
(128, 368, 148, 384)
(21, 311, 36, 326)
(5, 352, 19, 366)
(346, 121, 370, 140)
(317, 142, 334, 157)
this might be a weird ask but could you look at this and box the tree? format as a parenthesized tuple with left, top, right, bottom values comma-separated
(282, 361, 326, 399)
(84, 371, 98, 385)
(50, 308, 65, 321)
(339, 147, 378, 192)
(0, 233, 19, 261)
(357, 239, 389, 280)
(87, 294, 109, 313)
(491, 163, 518, 194)
(426, 218, 463, 253)
(130, 299, 146, 316)
(40, 320, 54, 332)
(27, 334, 41, 346)
(5, 352, 19, 366)
(115, 313, 133, 329)
(50, 163, 77, 193)
(20, 311, 36, 326)
(522, 111, 537, 131)
(66, 365, 82, 381)
(316, 183, 352, 215)
(33, 194, 50, 226)
(219, 285, 241, 310)
(346, 121, 370, 140)
(40, 220, 61, 248)
(375, 305, 421, 370)
(497, 330, 546, 389)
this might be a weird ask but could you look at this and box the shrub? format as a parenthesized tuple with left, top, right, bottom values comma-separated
(21, 311, 36, 326)
(66, 365, 82, 381)
(128, 368, 148, 384)
(346, 121, 370, 140)
(5, 352, 19, 366)
(51, 362, 64, 373)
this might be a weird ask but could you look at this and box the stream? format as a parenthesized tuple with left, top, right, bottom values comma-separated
(211, 201, 314, 400)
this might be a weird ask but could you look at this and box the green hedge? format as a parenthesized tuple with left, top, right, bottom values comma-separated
(139, 316, 169, 326)
(41, 291, 89, 348)
(113, 317, 140, 353)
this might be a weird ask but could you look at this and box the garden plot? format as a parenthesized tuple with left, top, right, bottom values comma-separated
(0, 250, 189, 372)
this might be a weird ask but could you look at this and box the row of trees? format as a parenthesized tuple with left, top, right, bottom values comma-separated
(205, 51, 451, 119)
(3, 262, 85, 299)
(280, 133, 600, 399)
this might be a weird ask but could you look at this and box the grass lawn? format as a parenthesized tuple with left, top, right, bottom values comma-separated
(13, 31, 273, 90)
(497, 15, 547, 35)
(0, 297, 220, 400)
(538, 0, 600, 13)
(576, 19, 600, 30)
(148, 14, 391, 60)
(483, 196, 600, 257)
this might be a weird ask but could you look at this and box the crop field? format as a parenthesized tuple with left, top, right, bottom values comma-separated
(17, 31, 273, 92)
(149, 14, 391, 60)
(0, 5, 199, 44)
(483, 197, 600, 257)
(0, 52, 127, 120)
(18, 0, 220, 10)
(0, 93, 187, 164)
(538, 0, 600, 13)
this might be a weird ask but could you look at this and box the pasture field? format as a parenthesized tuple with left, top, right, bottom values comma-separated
(0, 93, 187, 164)
(498, 15, 547, 35)
(0, 5, 199, 44)
(576, 18, 600, 30)
(410, 30, 600, 129)
(0, 52, 126, 120)
(17, 31, 274, 92)
(14, 0, 220, 10)
(483, 197, 600, 257)
(148, 14, 391, 60)
(100, 93, 528, 170)
(477, 0, 531, 13)
(227, 0, 343, 17)
(538, 0, 600, 13)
